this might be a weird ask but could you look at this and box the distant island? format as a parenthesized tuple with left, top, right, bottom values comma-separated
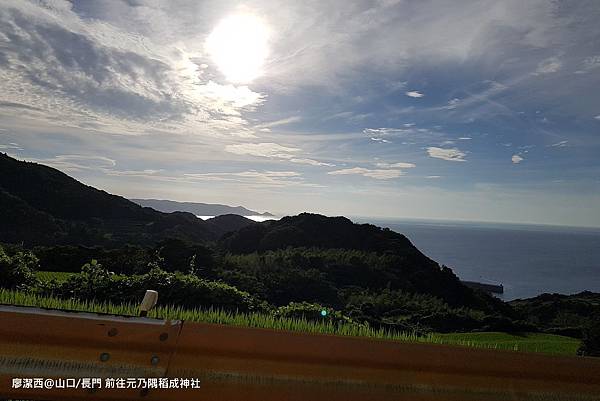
(131, 198, 274, 217)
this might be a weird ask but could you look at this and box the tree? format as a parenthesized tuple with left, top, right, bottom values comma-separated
(0, 244, 38, 289)
(578, 320, 600, 357)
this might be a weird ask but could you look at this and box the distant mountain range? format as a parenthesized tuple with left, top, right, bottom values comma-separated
(131, 198, 274, 217)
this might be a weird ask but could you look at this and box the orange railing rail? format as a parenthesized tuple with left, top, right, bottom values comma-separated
(1, 304, 599, 401)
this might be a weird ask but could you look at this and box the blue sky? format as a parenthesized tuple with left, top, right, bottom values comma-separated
(0, 0, 599, 226)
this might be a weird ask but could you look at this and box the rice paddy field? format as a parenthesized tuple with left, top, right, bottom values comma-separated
(0, 288, 581, 356)
(437, 332, 581, 355)
(35, 271, 76, 282)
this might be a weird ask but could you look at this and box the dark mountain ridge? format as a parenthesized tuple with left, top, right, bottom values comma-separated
(221, 213, 428, 255)
(0, 153, 217, 245)
(206, 214, 257, 237)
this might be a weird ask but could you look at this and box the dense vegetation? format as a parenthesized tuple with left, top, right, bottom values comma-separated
(0, 153, 597, 357)
(4, 241, 597, 341)
(510, 292, 600, 335)
(0, 244, 38, 289)
(510, 292, 600, 356)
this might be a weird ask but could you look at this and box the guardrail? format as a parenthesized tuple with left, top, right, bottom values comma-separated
(1, 304, 599, 401)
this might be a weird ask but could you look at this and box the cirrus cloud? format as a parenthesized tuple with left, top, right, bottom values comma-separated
(550, 140, 568, 148)
(224, 142, 332, 167)
(225, 142, 299, 158)
(375, 162, 416, 168)
(328, 167, 404, 180)
(289, 158, 335, 167)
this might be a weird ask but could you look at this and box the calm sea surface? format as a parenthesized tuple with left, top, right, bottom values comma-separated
(199, 214, 600, 300)
(356, 218, 600, 300)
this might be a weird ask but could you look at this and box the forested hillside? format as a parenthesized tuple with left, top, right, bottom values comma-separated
(0, 153, 218, 245)
(1, 153, 597, 344)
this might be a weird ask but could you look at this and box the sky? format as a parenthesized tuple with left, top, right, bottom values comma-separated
(0, 0, 599, 227)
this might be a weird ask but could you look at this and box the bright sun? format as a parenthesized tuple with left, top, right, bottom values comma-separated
(205, 14, 270, 84)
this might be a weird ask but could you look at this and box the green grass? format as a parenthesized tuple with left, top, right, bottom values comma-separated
(0, 288, 580, 355)
(35, 271, 76, 283)
(0, 288, 429, 342)
(438, 332, 581, 355)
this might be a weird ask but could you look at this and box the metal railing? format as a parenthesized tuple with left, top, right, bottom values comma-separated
(1, 304, 599, 401)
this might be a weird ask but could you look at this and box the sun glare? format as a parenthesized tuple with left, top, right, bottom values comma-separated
(205, 14, 270, 84)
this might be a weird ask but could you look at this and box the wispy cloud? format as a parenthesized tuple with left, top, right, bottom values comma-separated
(575, 55, 600, 74)
(184, 170, 322, 188)
(370, 137, 391, 143)
(328, 167, 404, 180)
(327, 160, 414, 180)
(363, 128, 406, 136)
(28, 155, 117, 172)
(225, 142, 299, 159)
(512, 154, 524, 164)
(534, 57, 562, 74)
(323, 111, 372, 122)
(388, 81, 407, 91)
(550, 140, 568, 148)
(25, 152, 318, 189)
(0, 142, 23, 151)
(364, 127, 416, 144)
(427, 147, 466, 162)
(107, 168, 163, 176)
(375, 162, 416, 169)
(444, 98, 461, 110)
(362, 127, 448, 147)
(254, 116, 302, 130)
(289, 158, 334, 167)
(224, 142, 332, 167)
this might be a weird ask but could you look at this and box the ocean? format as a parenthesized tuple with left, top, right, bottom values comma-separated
(198, 214, 600, 300)
(357, 218, 600, 300)
(197, 215, 276, 223)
